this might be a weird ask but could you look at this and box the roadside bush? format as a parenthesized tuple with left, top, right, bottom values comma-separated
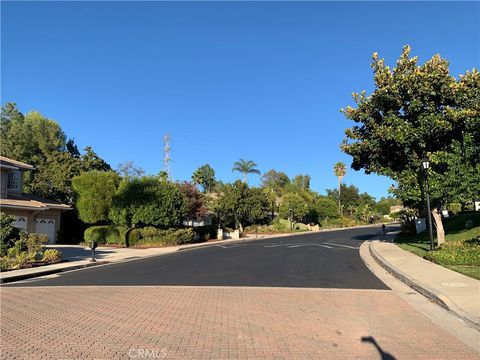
(0, 257, 17, 270)
(84, 226, 127, 245)
(15, 252, 35, 268)
(128, 227, 195, 247)
(42, 249, 62, 263)
(425, 238, 480, 266)
(23, 233, 48, 255)
(0, 213, 21, 256)
(320, 217, 357, 229)
(6, 238, 27, 258)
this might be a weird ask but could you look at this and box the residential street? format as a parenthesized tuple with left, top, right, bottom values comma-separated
(7, 226, 388, 288)
(1, 225, 478, 359)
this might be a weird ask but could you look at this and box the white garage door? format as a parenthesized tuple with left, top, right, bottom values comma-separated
(35, 218, 56, 244)
(14, 216, 28, 231)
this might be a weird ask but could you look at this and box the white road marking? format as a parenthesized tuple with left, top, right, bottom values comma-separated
(323, 243, 359, 250)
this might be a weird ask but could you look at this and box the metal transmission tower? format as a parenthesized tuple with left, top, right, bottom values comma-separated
(163, 134, 172, 180)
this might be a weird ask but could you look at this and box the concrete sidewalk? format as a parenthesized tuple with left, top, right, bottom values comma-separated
(369, 237, 480, 330)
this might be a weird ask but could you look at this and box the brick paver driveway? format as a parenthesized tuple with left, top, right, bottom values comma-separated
(1, 286, 478, 359)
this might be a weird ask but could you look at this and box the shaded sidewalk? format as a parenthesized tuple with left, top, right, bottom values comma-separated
(369, 234, 480, 330)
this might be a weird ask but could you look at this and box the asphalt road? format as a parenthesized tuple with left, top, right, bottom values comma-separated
(11, 225, 391, 289)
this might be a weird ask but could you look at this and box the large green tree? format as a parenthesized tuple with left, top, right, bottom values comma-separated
(214, 181, 269, 231)
(292, 175, 311, 191)
(29, 151, 82, 204)
(0, 103, 111, 204)
(341, 46, 480, 244)
(1, 109, 66, 162)
(261, 169, 290, 195)
(191, 164, 216, 193)
(279, 192, 308, 228)
(72, 171, 120, 224)
(109, 177, 187, 229)
(314, 197, 341, 222)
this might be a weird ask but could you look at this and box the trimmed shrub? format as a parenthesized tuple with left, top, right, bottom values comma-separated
(42, 249, 62, 263)
(128, 227, 194, 247)
(84, 226, 127, 245)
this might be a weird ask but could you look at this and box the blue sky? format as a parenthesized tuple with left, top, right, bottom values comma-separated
(2, 1, 479, 199)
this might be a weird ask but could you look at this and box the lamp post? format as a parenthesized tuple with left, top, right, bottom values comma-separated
(421, 157, 435, 251)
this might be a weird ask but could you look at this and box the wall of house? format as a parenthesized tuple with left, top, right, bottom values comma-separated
(0, 208, 63, 243)
(0, 168, 9, 198)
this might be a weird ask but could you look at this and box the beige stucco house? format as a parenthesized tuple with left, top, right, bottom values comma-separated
(0, 156, 71, 244)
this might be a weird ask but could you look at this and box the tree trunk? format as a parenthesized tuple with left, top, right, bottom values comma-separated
(243, 173, 247, 183)
(338, 179, 342, 214)
(431, 209, 445, 246)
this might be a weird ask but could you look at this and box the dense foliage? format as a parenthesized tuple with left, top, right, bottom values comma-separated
(341, 46, 480, 241)
(128, 227, 195, 247)
(109, 177, 187, 229)
(214, 181, 270, 231)
(72, 171, 120, 224)
(0, 213, 21, 256)
(192, 164, 216, 193)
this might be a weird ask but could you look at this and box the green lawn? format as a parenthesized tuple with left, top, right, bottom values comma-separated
(396, 212, 480, 280)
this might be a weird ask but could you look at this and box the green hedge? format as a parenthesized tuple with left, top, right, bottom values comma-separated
(128, 227, 195, 247)
(84, 226, 127, 245)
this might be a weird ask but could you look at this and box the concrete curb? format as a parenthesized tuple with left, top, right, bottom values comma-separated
(368, 240, 480, 330)
(0, 261, 109, 284)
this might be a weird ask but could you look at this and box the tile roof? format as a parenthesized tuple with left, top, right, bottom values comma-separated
(0, 156, 35, 170)
(0, 193, 71, 211)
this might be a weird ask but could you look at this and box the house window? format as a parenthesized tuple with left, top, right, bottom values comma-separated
(7, 171, 21, 191)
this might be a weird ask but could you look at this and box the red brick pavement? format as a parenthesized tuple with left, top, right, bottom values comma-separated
(1, 287, 478, 359)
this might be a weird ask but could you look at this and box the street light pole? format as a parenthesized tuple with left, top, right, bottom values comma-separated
(422, 157, 435, 251)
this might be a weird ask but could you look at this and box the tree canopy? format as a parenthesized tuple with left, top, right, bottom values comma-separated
(0, 103, 111, 204)
(279, 192, 308, 225)
(192, 164, 216, 193)
(341, 46, 479, 207)
(341, 46, 479, 242)
(261, 169, 290, 194)
(109, 177, 187, 229)
(214, 181, 269, 231)
(72, 171, 120, 224)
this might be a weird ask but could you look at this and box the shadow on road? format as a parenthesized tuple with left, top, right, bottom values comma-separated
(46, 246, 117, 262)
(361, 336, 396, 360)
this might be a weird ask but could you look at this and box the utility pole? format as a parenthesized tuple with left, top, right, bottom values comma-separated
(163, 134, 171, 181)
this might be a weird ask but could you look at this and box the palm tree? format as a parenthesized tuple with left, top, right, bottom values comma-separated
(333, 162, 347, 212)
(232, 159, 260, 183)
